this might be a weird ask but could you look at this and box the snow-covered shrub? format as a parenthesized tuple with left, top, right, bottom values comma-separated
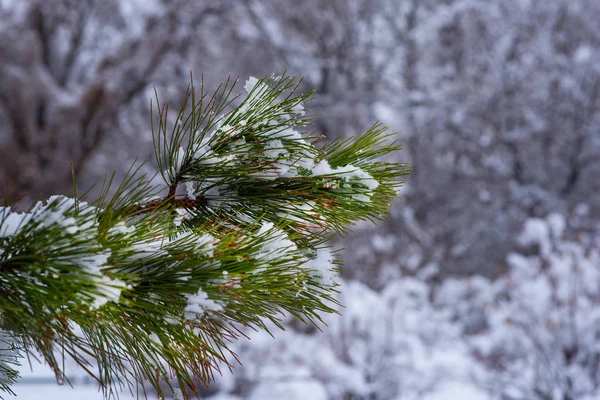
(435, 275, 495, 336)
(208, 278, 480, 400)
(206, 212, 600, 400)
(471, 214, 600, 400)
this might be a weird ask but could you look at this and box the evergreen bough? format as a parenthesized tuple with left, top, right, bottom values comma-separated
(0, 74, 409, 398)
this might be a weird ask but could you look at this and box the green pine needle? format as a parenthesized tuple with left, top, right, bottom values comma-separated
(0, 73, 408, 399)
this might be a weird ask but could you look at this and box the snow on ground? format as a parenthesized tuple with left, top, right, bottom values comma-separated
(14, 356, 490, 400)
(13, 384, 116, 400)
(249, 380, 328, 400)
(13, 361, 137, 399)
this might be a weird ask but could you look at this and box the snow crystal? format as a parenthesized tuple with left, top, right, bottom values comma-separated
(275, 201, 317, 224)
(185, 182, 196, 200)
(91, 275, 129, 309)
(0, 208, 33, 237)
(0, 196, 97, 238)
(174, 231, 217, 257)
(303, 248, 337, 286)
(218, 124, 234, 134)
(272, 127, 304, 141)
(65, 248, 131, 309)
(310, 159, 335, 175)
(244, 76, 259, 93)
(78, 250, 111, 275)
(237, 116, 378, 196)
(172, 146, 186, 175)
(284, 155, 380, 200)
(184, 288, 223, 319)
(149, 333, 161, 344)
(257, 221, 277, 234)
(255, 221, 298, 264)
(109, 222, 135, 235)
(0, 197, 129, 309)
(263, 139, 287, 159)
(193, 137, 224, 165)
(128, 236, 168, 260)
(291, 102, 305, 116)
(337, 165, 379, 191)
(310, 161, 379, 193)
(173, 209, 187, 227)
(198, 180, 224, 207)
(129, 229, 217, 261)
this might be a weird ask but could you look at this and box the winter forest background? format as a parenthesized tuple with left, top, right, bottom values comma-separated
(2, 0, 600, 399)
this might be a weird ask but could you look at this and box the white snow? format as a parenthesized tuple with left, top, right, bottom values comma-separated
(0, 196, 95, 238)
(173, 231, 217, 257)
(108, 222, 135, 235)
(185, 181, 196, 200)
(90, 275, 129, 309)
(244, 76, 259, 93)
(250, 380, 327, 400)
(303, 248, 337, 286)
(15, 361, 136, 399)
(424, 382, 489, 400)
(547, 213, 566, 238)
(184, 288, 223, 320)
(518, 217, 551, 255)
(172, 146, 186, 175)
(291, 102, 305, 116)
(0, 197, 130, 309)
(253, 222, 298, 268)
(0, 208, 32, 237)
(127, 236, 168, 260)
(13, 384, 124, 400)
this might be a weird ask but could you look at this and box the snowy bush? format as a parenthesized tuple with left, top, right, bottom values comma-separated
(205, 212, 600, 400)
(471, 214, 600, 400)
(208, 278, 481, 400)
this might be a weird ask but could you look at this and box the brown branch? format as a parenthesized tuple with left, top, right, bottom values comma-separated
(126, 194, 208, 217)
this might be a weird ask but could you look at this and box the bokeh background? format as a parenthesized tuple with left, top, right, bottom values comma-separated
(2, 0, 600, 399)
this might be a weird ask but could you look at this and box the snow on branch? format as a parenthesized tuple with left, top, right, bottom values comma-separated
(0, 73, 408, 399)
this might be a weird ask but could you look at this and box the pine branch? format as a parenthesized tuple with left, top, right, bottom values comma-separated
(125, 195, 208, 217)
(0, 73, 408, 399)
